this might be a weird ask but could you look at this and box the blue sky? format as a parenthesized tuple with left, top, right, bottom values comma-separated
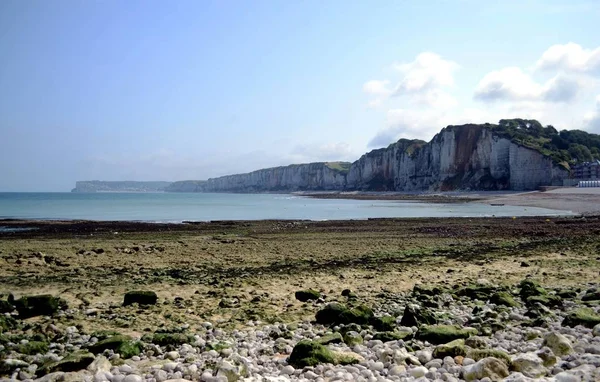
(1, 0, 599, 191)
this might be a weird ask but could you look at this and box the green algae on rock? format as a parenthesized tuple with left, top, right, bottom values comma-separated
(416, 325, 477, 345)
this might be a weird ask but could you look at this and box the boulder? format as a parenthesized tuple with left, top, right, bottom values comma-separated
(372, 331, 412, 342)
(288, 340, 335, 368)
(542, 332, 573, 356)
(416, 325, 477, 345)
(0, 300, 14, 313)
(14, 295, 65, 319)
(400, 304, 437, 327)
(38, 351, 95, 376)
(581, 289, 600, 301)
(433, 339, 466, 358)
(462, 357, 509, 381)
(490, 292, 519, 307)
(315, 303, 373, 326)
(123, 291, 157, 306)
(511, 352, 546, 378)
(294, 289, 320, 302)
(562, 308, 600, 328)
(88, 335, 142, 359)
(371, 315, 396, 331)
(519, 279, 547, 300)
(315, 333, 343, 345)
(593, 323, 600, 337)
(466, 349, 512, 367)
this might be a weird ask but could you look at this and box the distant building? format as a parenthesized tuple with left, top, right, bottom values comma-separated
(572, 160, 600, 179)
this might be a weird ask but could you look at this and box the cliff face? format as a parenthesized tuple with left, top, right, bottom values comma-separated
(71, 181, 172, 193)
(166, 163, 350, 192)
(347, 125, 568, 191)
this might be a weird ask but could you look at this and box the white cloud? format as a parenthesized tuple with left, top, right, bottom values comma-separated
(368, 109, 447, 148)
(363, 80, 391, 96)
(584, 95, 600, 133)
(290, 142, 357, 162)
(536, 42, 600, 73)
(474, 68, 581, 103)
(392, 52, 459, 95)
(363, 52, 459, 109)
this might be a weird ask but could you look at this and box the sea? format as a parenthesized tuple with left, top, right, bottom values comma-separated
(0, 192, 575, 223)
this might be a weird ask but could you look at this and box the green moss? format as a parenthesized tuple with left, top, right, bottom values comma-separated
(88, 335, 133, 354)
(490, 292, 520, 307)
(562, 308, 600, 328)
(316, 333, 343, 345)
(90, 330, 121, 341)
(325, 162, 352, 174)
(519, 279, 547, 300)
(116, 341, 143, 359)
(152, 333, 191, 346)
(467, 349, 512, 367)
(288, 340, 335, 368)
(400, 305, 437, 327)
(373, 331, 412, 342)
(371, 316, 396, 331)
(457, 284, 498, 301)
(416, 325, 477, 345)
(294, 289, 321, 302)
(315, 303, 373, 326)
(527, 294, 562, 307)
(13, 295, 64, 319)
(206, 342, 230, 352)
(0, 315, 17, 333)
(432, 339, 466, 358)
(38, 351, 95, 376)
(342, 332, 363, 346)
(17, 341, 48, 355)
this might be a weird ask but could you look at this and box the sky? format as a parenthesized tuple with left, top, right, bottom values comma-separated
(1, 0, 600, 191)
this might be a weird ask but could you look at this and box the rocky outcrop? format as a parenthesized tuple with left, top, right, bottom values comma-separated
(71, 181, 172, 193)
(347, 124, 569, 191)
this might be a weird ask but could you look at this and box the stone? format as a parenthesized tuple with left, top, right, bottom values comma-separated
(593, 323, 600, 336)
(372, 331, 412, 342)
(13, 294, 65, 318)
(123, 375, 143, 382)
(416, 350, 432, 364)
(542, 332, 573, 356)
(466, 349, 512, 367)
(582, 289, 600, 301)
(288, 340, 335, 368)
(400, 304, 437, 327)
(433, 339, 467, 358)
(562, 308, 600, 328)
(490, 292, 519, 307)
(342, 331, 363, 346)
(0, 300, 14, 313)
(462, 357, 509, 381)
(416, 325, 477, 344)
(409, 366, 428, 378)
(315, 303, 373, 326)
(536, 347, 557, 367)
(88, 335, 142, 359)
(216, 359, 247, 381)
(38, 351, 95, 376)
(166, 351, 179, 360)
(464, 336, 487, 349)
(511, 352, 546, 378)
(87, 356, 111, 373)
(389, 365, 406, 376)
(316, 333, 343, 345)
(123, 291, 157, 306)
(294, 289, 320, 302)
(371, 315, 396, 331)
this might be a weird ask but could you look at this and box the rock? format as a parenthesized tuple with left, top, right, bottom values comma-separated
(151, 333, 191, 346)
(123, 291, 158, 306)
(554, 371, 581, 382)
(87, 356, 111, 373)
(294, 289, 320, 302)
(123, 375, 142, 382)
(13, 294, 65, 318)
(519, 279, 547, 300)
(416, 350, 432, 364)
(593, 323, 600, 336)
(0, 314, 17, 333)
(389, 365, 406, 376)
(490, 292, 519, 307)
(433, 339, 467, 358)
(316, 332, 343, 345)
(542, 332, 573, 356)
(457, 283, 498, 301)
(38, 351, 95, 376)
(582, 289, 600, 301)
(462, 357, 510, 381)
(416, 325, 477, 344)
(216, 359, 247, 381)
(409, 366, 428, 378)
(88, 335, 142, 359)
(342, 331, 363, 346)
(18, 340, 49, 355)
(166, 351, 179, 360)
(288, 340, 335, 367)
(464, 336, 487, 349)
(536, 347, 557, 367)
(0, 358, 29, 376)
(400, 304, 437, 327)
(511, 352, 547, 378)
(562, 307, 600, 328)
(371, 315, 396, 331)
(372, 331, 412, 342)
(466, 349, 512, 367)
(0, 300, 14, 313)
(315, 303, 373, 326)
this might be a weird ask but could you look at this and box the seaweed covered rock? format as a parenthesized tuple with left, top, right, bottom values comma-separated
(432, 339, 466, 358)
(372, 331, 412, 342)
(17, 340, 49, 355)
(295, 289, 321, 302)
(457, 283, 499, 301)
(38, 351, 95, 376)
(88, 335, 143, 359)
(467, 349, 512, 366)
(150, 333, 192, 347)
(0, 315, 17, 333)
(490, 292, 519, 307)
(562, 308, 600, 328)
(582, 289, 600, 302)
(315, 333, 343, 345)
(416, 325, 477, 345)
(288, 340, 335, 368)
(0, 300, 14, 314)
(371, 316, 396, 331)
(400, 304, 437, 327)
(13, 295, 65, 319)
(542, 332, 573, 356)
(123, 291, 158, 306)
(315, 303, 373, 326)
(519, 279, 547, 300)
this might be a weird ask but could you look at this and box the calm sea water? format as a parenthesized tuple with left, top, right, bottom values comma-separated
(0, 192, 574, 222)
